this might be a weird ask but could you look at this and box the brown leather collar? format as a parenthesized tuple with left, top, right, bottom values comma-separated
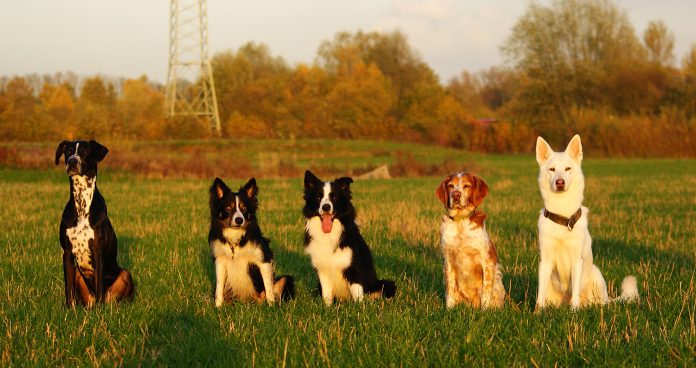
(448, 208, 478, 222)
(543, 208, 582, 231)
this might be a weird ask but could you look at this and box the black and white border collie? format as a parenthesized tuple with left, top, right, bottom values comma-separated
(55, 140, 134, 307)
(208, 177, 294, 306)
(303, 170, 396, 305)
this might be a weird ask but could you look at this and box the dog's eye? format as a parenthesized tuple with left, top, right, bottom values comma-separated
(329, 193, 336, 200)
(239, 203, 246, 212)
(225, 207, 232, 213)
(549, 168, 555, 172)
(463, 184, 471, 188)
(565, 167, 571, 171)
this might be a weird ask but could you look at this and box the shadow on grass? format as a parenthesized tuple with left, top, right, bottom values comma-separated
(117, 235, 136, 271)
(132, 309, 242, 366)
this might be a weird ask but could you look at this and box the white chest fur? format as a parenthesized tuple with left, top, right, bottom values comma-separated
(67, 175, 96, 272)
(305, 217, 353, 300)
(211, 228, 267, 300)
(304, 217, 352, 271)
(440, 216, 490, 253)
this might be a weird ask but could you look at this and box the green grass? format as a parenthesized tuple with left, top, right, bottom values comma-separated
(0, 141, 694, 366)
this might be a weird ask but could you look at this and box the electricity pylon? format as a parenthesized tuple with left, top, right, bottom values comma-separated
(165, 0, 221, 136)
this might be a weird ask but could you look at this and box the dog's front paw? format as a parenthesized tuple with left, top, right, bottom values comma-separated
(215, 298, 224, 307)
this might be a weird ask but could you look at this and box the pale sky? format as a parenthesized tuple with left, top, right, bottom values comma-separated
(1, 0, 695, 84)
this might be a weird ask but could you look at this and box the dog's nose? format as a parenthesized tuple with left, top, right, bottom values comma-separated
(452, 191, 461, 201)
(234, 217, 244, 225)
(67, 157, 78, 166)
(321, 204, 332, 212)
(555, 179, 565, 188)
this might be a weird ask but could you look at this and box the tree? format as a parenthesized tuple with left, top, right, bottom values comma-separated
(0, 77, 36, 140)
(502, 0, 645, 136)
(118, 77, 166, 139)
(317, 30, 440, 121)
(38, 82, 75, 139)
(325, 60, 396, 138)
(644, 20, 675, 66)
(75, 77, 116, 138)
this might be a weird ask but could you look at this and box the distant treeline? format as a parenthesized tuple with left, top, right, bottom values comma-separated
(0, 0, 694, 156)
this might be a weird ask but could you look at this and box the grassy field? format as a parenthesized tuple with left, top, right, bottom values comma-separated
(0, 140, 694, 366)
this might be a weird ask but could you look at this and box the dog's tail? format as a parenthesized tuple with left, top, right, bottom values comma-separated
(278, 275, 296, 301)
(613, 276, 639, 303)
(377, 279, 396, 299)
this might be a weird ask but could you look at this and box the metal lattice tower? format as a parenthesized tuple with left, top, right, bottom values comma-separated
(165, 0, 221, 135)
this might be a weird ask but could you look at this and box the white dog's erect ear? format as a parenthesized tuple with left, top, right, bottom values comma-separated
(535, 136, 553, 165)
(565, 134, 583, 163)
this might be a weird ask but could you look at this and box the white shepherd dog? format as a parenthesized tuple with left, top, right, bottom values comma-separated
(535, 134, 639, 310)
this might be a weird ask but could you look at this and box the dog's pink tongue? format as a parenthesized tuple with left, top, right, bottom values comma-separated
(321, 214, 333, 233)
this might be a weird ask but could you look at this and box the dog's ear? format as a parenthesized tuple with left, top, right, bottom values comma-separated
(88, 140, 109, 162)
(470, 175, 489, 207)
(304, 170, 322, 190)
(565, 134, 583, 163)
(334, 177, 353, 191)
(54, 140, 69, 165)
(535, 136, 554, 165)
(210, 177, 230, 200)
(435, 176, 450, 208)
(240, 177, 258, 199)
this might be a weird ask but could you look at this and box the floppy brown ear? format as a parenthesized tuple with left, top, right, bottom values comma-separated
(470, 175, 489, 207)
(55, 140, 69, 165)
(435, 176, 450, 207)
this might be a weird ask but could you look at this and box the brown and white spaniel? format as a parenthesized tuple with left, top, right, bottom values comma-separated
(435, 172, 505, 309)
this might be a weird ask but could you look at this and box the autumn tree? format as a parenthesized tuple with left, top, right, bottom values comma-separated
(75, 77, 116, 139)
(37, 82, 75, 140)
(118, 77, 165, 139)
(502, 0, 645, 137)
(317, 30, 441, 122)
(212, 43, 291, 137)
(644, 20, 675, 66)
(0, 77, 36, 140)
(325, 60, 396, 138)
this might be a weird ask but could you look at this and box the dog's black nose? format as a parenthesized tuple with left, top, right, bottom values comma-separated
(234, 217, 244, 225)
(67, 157, 78, 166)
(321, 204, 332, 212)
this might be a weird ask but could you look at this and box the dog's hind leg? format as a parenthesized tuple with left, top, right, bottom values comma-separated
(105, 269, 134, 302)
(349, 283, 364, 301)
(272, 275, 295, 301)
(580, 265, 609, 305)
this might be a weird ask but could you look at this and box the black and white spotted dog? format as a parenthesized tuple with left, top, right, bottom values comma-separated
(303, 170, 396, 305)
(55, 140, 134, 307)
(209, 177, 294, 306)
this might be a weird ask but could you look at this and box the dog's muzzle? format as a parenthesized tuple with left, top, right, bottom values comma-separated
(66, 155, 81, 175)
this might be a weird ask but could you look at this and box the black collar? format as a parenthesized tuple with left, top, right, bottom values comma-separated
(543, 208, 582, 231)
